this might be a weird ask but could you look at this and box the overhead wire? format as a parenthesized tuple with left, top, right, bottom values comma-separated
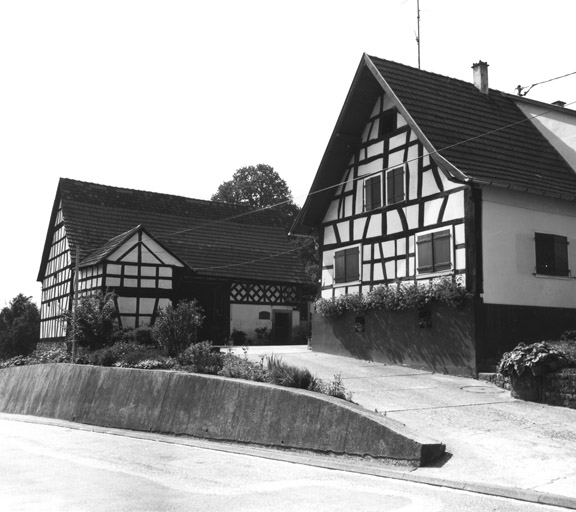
(516, 70, 576, 97)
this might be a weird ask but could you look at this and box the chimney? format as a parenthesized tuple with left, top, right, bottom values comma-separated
(472, 61, 489, 94)
(552, 100, 566, 108)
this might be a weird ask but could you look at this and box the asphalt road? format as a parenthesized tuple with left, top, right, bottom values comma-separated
(0, 416, 566, 512)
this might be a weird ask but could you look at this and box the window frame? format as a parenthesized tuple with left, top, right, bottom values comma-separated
(416, 227, 453, 276)
(334, 245, 361, 284)
(534, 232, 570, 278)
(386, 165, 406, 205)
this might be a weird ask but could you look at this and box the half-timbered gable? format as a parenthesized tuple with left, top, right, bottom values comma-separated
(38, 179, 310, 343)
(293, 54, 576, 375)
(318, 91, 467, 299)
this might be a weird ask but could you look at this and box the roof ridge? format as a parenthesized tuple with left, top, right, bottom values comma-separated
(58, 177, 254, 211)
(367, 54, 502, 94)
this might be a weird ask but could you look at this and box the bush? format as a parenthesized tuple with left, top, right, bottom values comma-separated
(560, 330, 576, 342)
(63, 291, 119, 351)
(177, 341, 224, 374)
(0, 294, 40, 360)
(152, 300, 205, 357)
(218, 348, 267, 382)
(230, 329, 247, 345)
(311, 372, 354, 402)
(266, 355, 316, 390)
(314, 277, 470, 318)
(119, 327, 155, 346)
(498, 341, 571, 377)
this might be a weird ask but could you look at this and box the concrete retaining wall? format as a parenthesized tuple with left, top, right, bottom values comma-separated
(0, 364, 445, 466)
(312, 303, 476, 377)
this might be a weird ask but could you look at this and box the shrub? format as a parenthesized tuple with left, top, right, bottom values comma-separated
(218, 348, 267, 382)
(230, 329, 248, 345)
(266, 355, 315, 390)
(62, 291, 119, 351)
(498, 341, 571, 377)
(560, 330, 576, 342)
(119, 326, 155, 346)
(0, 294, 40, 360)
(311, 372, 354, 402)
(177, 341, 224, 375)
(152, 300, 205, 357)
(314, 277, 470, 318)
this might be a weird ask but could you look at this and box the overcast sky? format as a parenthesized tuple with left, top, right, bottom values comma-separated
(2, 0, 576, 308)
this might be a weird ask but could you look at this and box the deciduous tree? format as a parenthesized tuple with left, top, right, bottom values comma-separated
(0, 294, 40, 359)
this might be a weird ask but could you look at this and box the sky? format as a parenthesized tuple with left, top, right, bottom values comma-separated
(2, 0, 576, 308)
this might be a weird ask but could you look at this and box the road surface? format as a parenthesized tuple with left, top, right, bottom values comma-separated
(0, 416, 567, 512)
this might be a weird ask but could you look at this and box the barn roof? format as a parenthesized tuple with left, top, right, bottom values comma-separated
(293, 54, 576, 234)
(38, 178, 309, 284)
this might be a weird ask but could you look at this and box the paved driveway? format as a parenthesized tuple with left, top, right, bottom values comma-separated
(238, 345, 576, 501)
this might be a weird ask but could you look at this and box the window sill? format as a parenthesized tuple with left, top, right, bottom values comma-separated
(533, 273, 573, 281)
(416, 269, 454, 280)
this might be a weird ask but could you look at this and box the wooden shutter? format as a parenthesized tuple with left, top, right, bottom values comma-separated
(387, 167, 405, 204)
(417, 230, 451, 273)
(433, 230, 451, 271)
(334, 250, 346, 283)
(345, 247, 360, 282)
(334, 247, 360, 283)
(364, 175, 382, 211)
(417, 233, 433, 272)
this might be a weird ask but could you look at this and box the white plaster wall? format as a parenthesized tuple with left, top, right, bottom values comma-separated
(230, 303, 298, 341)
(482, 187, 576, 307)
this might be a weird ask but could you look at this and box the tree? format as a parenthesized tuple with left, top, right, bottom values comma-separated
(211, 164, 300, 231)
(0, 294, 40, 359)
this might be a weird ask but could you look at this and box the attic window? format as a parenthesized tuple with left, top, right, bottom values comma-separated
(379, 110, 397, 138)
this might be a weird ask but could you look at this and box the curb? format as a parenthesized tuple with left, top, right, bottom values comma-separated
(3, 412, 575, 510)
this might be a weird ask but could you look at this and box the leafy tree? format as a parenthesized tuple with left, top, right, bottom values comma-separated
(0, 294, 40, 359)
(63, 291, 119, 351)
(211, 164, 300, 231)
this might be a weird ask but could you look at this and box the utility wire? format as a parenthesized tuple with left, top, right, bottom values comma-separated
(156, 95, 576, 244)
(516, 70, 576, 97)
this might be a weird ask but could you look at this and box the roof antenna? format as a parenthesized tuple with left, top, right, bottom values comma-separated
(415, 0, 421, 69)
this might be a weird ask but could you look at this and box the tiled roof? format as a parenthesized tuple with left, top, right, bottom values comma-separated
(369, 56, 576, 199)
(293, 54, 576, 233)
(43, 178, 309, 284)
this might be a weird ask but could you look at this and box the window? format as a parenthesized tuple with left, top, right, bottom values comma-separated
(535, 233, 569, 277)
(335, 247, 360, 283)
(417, 229, 451, 273)
(364, 174, 382, 211)
(387, 166, 405, 204)
(379, 109, 397, 137)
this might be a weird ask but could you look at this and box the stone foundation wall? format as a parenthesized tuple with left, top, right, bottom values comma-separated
(543, 369, 576, 409)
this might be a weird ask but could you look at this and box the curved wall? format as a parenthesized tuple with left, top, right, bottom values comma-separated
(0, 364, 444, 466)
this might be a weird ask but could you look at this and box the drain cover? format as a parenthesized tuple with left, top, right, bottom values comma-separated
(461, 385, 506, 394)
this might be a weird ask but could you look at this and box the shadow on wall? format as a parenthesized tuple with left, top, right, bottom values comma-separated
(312, 303, 476, 377)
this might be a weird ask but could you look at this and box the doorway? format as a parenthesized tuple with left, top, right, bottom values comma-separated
(272, 311, 292, 345)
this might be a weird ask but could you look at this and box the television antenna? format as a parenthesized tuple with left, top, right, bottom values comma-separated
(416, 0, 421, 69)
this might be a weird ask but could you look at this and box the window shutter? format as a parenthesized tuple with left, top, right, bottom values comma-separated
(334, 251, 346, 283)
(554, 235, 569, 276)
(387, 167, 405, 204)
(346, 247, 360, 282)
(417, 233, 433, 272)
(364, 175, 381, 211)
(433, 230, 451, 271)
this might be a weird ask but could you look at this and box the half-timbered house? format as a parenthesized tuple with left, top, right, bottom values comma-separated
(38, 178, 311, 344)
(292, 54, 576, 375)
